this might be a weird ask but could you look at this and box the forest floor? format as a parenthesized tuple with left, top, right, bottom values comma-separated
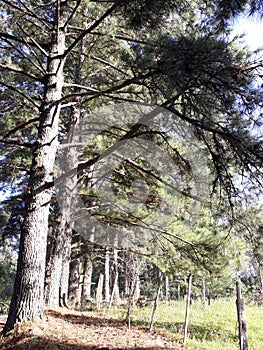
(0, 307, 182, 350)
(1, 299, 262, 349)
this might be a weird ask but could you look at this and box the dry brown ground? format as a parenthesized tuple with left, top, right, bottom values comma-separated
(0, 308, 182, 349)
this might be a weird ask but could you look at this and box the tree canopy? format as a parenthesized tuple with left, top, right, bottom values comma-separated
(0, 0, 262, 334)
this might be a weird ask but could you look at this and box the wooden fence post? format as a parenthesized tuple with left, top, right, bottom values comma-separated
(183, 274, 192, 346)
(236, 278, 249, 350)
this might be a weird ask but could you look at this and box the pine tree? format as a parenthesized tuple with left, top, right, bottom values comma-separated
(0, 0, 262, 333)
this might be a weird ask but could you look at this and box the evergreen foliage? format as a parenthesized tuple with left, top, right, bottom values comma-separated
(0, 0, 262, 333)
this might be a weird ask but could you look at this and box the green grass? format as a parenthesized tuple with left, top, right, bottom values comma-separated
(108, 299, 263, 349)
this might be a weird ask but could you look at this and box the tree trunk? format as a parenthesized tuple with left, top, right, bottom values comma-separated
(96, 273, 104, 311)
(45, 98, 81, 307)
(45, 2, 90, 308)
(257, 263, 263, 293)
(68, 248, 81, 304)
(59, 224, 73, 308)
(149, 271, 163, 331)
(134, 274, 141, 300)
(124, 262, 130, 298)
(44, 218, 61, 306)
(236, 278, 249, 350)
(112, 237, 120, 302)
(86, 258, 93, 301)
(208, 277, 213, 306)
(75, 274, 82, 310)
(202, 277, 206, 309)
(165, 274, 170, 306)
(125, 253, 140, 330)
(126, 276, 138, 330)
(81, 259, 88, 311)
(177, 280, 181, 300)
(3, 6, 67, 333)
(104, 245, 110, 303)
(108, 272, 119, 315)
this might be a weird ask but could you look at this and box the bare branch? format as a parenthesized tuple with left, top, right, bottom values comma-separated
(0, 81, 40, 110)
(55, 70, 156, 107)
(64, 1, 122, 57)
(0, 64, 41, 82)
(0, 0, 28, 15)
(63, 83, 100, 92)
(117, 155, 204, 203)
(29, 37, 49, 57)
(0, 32, 48, 69)
(0, 32, 26, 45)
(0, 139, 33, 148)
(19, 0, 53, 30)
(2, 37, 46, 75)
(90, 55, 129, 75)
(63, 0, 82, 29)
(54, 95, 183, 187)
(3, 118, 39, 139)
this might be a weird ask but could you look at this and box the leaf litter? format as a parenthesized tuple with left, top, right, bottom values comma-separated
(0, 307, 183, 349)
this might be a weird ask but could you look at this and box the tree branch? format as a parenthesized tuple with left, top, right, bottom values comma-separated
(19, 0, 53, 29)
(115, 154, 204, 203)
(0, 64, 41, 82)
(0, 139, 33, 148)
(0, 81, 40, 110)
(63, 1, 123, 57)
(3, 118, 39, 139)
(1, 36, 46, 75)
(90, 55, 129, 75)
(56, 70, 157, 106)
(63, 0, 82, 29)
(63, 83, 100, 92)
(90, 30, 156, 47)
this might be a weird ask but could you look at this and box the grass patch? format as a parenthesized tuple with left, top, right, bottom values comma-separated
(108, 298, 263, 349)
(1, 299, 262, 349)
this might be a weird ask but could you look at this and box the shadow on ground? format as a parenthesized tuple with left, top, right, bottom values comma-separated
(133, 317, 237, 343)
(0, 309, 182, 349)
(1, 336, 178, 350)
(47, 308, 125, 328)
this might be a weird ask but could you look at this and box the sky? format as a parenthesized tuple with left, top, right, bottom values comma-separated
(231, 14, 263, 50)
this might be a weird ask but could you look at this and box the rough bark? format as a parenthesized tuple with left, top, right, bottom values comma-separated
(3, 5, 67, 333)
(68, 234, 82, 304)
(59, 227, 72, 308)
(84, 258, 93, 301)
(81, 259, 88, 311)
(44, 103, 80, 307)
(236, 278, 249, 350)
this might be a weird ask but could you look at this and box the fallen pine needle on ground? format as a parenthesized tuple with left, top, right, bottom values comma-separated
(0, 307, 182, 350)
